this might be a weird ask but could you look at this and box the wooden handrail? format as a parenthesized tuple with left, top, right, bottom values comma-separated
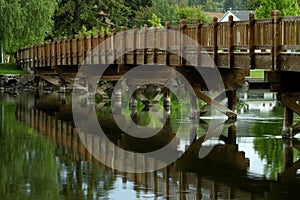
(16, 11, 300, 71)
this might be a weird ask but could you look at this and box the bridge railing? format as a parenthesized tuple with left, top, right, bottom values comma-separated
(16, 10, 300, 71)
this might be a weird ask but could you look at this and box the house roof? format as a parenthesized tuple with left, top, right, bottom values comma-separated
(219, 10, 255, 22)
(204, 12, 224, 20)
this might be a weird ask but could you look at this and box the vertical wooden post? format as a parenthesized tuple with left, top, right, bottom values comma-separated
(113, 85, 122, 115)
(66, 37, 70, 66)
(228, 15, 234, 69)
(227, 90, 237, 114)
(74, 35, 79, 65)
(196, 19, 202, 67)
(71, 127, 77, 159)
(112, 28, 117, 64)
(133, 25, 137, 65)
(53, 38, 57, 67)
(190, 118, 197, 143)
(90, 32, 94, 64)
(122, 26, 127, 64)
(165, 22, 170, 66)
(213, 17, 218, 66)
(152, 24, 157, 64)
(180, 19, 187, 66)
(63, 37, 67, 65)
(143, 24, 148, 64)
(249, 13, 255, 69)
(43, 41, 47, 66)
(226, 90, 237, 122)
(228, 123, 237, 144)
(57, 39, 62, 65)
(271, 10, 282, 71)
(179, 171, 186, 199)
(35, 43, 39, 67)
(196, 175, 202, 200)
(296, 20, 300, 45)
(104, 29, 108, 64)
(190, 92, 198, 119)
(82, 33, 87, 65)
(29, 45, 33, 68)
(284, 139, 294, 169)
(153, 171, 158, 195)
(67, 123, 72, 150)
(45, 41, 49, 66)
(38, 42, 42, 67)
(97, 31, 101, 64)
(164, 88, 171, 113)
(283, 106, 293, 138)
(34, 43, 38, 68)
(68, 36, 73, 65)
(163, 167, 170, 198)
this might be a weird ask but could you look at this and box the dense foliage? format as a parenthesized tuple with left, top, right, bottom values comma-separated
(53, 0, 131, 37)
(255, 0, 300, 18)
(0, 0, 58, 54)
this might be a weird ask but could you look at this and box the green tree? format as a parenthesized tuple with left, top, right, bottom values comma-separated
(134, 0, 211, 27)
(247, 0, 261, 10)
(256, 0, 300, 18)
(223, 0, 247, 11)
(148, 14, 164, 28)
(53, 0, 130, 37)
(175, 5, 212, 23)
(0, 0, 58, 60)
(204, 0, 222, 12)
(134, 0, 178, 26)
(188, 0, 207, 6)
(124, 0, 152, 22)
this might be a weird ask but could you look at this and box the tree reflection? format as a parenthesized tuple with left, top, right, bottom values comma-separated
(0, 101, 59, 199)
(251, 104, 285, 179)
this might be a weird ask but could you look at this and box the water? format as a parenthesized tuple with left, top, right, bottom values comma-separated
(1, 91, 300, 200)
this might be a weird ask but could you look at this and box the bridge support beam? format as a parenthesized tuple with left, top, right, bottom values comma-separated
(227, 90, 237, 114)
(279, 93, 300, 138)
(59, 78, 66, 93)
(195, 89, 237, 120)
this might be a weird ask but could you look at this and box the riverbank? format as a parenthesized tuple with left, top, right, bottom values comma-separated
(0, 74, 38, 95)
(0, 62, 28, 75)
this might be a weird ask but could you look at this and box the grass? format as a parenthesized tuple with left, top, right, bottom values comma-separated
(248, 69, 264, 79)
(0, 62, 28, 74)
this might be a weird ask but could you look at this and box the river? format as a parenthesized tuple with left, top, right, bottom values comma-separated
(0, 90, 300, 200)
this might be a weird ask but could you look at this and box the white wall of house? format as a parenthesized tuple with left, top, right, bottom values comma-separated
(219, 11, 240, 22)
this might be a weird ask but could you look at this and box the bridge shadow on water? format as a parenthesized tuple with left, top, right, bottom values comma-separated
(11, 91, 300, 200)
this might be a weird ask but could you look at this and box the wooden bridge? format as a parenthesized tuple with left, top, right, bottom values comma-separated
(16, 10, 300, 137)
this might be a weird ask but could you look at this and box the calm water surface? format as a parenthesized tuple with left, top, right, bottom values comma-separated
(1, 91, 300, 200)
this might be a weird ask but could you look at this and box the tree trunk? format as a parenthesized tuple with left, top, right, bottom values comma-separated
(0, 41, 4, 63)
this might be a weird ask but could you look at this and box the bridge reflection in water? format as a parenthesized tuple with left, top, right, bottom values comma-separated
(15, 92, 300, 200)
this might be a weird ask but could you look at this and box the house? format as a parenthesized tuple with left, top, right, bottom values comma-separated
(218, 10, 255, 22)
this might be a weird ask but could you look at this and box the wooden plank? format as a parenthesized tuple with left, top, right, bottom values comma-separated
(292, 121, 300, 135)
(280, 54, 300, 71)
(38, 73, 60, 86)
(200, 92, 226, 116)
(282, 97, 300, 116)
(194, 89, 236, 119)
